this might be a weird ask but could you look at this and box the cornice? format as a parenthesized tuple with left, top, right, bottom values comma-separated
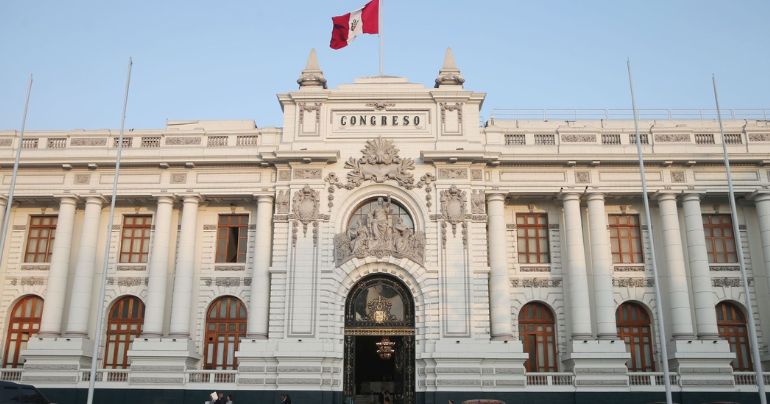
(420, 150, 500, 164)
(260, 150, 339, 164)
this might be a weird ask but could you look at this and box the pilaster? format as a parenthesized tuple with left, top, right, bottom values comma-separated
(486, 193, 513, 340)
(586, 193, 616, 339)
(38, 195, 78, 336)
(247, 194, 274, 338)
(65, 195, 105, 336)
(682, 193, 720, 338)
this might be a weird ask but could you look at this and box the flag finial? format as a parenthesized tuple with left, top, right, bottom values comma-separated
(435, 47, 464, 88)
(297, 49, 327, 89)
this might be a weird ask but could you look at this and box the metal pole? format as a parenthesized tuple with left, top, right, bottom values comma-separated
(0, 75, 33, 270)
(627, 60, 674, 404)
(712, 74, 767, 404)
(86, 58, 133, 404)
(378, 0, 383, 76)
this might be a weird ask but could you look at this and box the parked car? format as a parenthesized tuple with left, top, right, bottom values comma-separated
(0, 380, 53, 404)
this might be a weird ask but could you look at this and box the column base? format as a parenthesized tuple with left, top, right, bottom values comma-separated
(669, 339, 735, 389)
(127, 337, 200, 385)
(563, 339, 630, 390)
(420, 339, 528, 392)
(236, 339, 342, 391)
(21, 336, 93, 385)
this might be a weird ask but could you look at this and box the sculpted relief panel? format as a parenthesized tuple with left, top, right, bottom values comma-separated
(334, 197, 426, 266)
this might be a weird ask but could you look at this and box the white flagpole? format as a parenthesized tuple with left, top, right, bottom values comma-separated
(627, 60, 673, 404)
(86, 57, 133, 404)
(0, 74, 33, 269)
(712, 74, 767, 404)
(378, 0, 383, 76)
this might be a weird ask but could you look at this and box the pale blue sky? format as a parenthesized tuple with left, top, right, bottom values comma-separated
(1, 0, 768, 130)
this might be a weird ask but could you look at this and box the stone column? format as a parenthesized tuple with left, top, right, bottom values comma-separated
(39, 196, 78, 336)
(562, 193, 592, 338)
(657, 193, 696, 338)
(486, 194, 514, 339)
(0, 196, 7, 239)
(142, 195, 175, 337)
(64, 195, 104, 336)
(247, 195, 274, 338)
(682, 193, 719, 338)
(586, 193, 617, 338)
(169, 195, 200, 337)
(754, 193, 770, 310)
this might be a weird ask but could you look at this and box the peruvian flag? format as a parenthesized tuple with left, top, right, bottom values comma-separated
(330, 0, 379, 50)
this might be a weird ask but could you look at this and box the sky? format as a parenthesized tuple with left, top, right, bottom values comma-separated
(1, 0, 769, 131)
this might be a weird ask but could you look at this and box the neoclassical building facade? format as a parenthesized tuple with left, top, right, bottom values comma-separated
(1, 50, 770, 403)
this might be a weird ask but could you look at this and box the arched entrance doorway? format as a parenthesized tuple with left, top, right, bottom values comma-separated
(344, 274, 415, 404)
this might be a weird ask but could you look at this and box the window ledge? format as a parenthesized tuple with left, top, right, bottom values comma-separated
(613, 264, 646, 272)
(519, 265, 551, 272)
(117, 264, 147, 271)
(214, 264, 246, 271)
(20, 263, 50, 271)
(709, 264, 740, 271)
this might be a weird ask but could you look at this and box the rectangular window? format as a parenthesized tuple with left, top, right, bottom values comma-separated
(119, 215, 152, 263)
(216, 214, 249, 263)
(703, 214, 738, 263)
(24, 216, 58, 263)
(516, 213, 550, 264)
(608, 214, 643, 264)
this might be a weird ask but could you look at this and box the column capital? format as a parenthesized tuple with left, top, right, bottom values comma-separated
(486, 193, 506, 203)
(654, 192, 678, 203)
(748, 191, 770, 203)
(53, 194, 80, 205)
(254, 194, 274, 204)
(152, 193, 176, 204)
(681, 192, 704, 203)
(586, 192, 605, 202)
(559, 191, 582, 202)
(178, 193, 202, 204)
(82, 194, 106, 205)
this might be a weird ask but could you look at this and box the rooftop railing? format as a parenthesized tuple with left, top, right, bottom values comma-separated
(489, 108, 770, 121)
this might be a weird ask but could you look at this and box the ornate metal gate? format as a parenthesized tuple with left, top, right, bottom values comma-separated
(344, 275, 415, 404)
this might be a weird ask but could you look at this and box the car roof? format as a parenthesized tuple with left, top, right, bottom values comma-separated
(0, 380, 37, 389)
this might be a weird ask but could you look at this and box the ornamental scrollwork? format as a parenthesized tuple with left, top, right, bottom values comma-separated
(344, 138, 415, 187)
(324, 138, 435, 210)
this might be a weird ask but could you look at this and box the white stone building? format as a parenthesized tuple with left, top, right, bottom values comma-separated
(1, 49, 770, 404)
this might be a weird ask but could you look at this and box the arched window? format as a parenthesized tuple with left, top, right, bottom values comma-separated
(3, 295, 43, 368)
(204, 296, 247, 370)
(716, 301, 752, 371)
(519, 302, 558, 372)
(616, 302, 655, 371)
(104, 296, 145, 369)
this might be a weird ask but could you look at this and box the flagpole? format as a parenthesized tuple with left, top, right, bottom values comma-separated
(378, 0, 383, 76)
(86, 57, 133, 404)
(0, 74, 33, 270)
(627, 60, 673, 404)
(712, 74, 767, 404)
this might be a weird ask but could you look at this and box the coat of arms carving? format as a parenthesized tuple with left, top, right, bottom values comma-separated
(291, 185, 326, 238)
(440, 185, 466, 225)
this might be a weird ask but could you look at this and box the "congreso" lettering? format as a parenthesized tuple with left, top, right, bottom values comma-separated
(340, 115, 421, 127)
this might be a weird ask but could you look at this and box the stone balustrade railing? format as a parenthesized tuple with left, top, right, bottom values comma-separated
(0, 133, 270, 151)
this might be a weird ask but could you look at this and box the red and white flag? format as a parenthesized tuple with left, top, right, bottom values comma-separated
(330, 0, 379, 50)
